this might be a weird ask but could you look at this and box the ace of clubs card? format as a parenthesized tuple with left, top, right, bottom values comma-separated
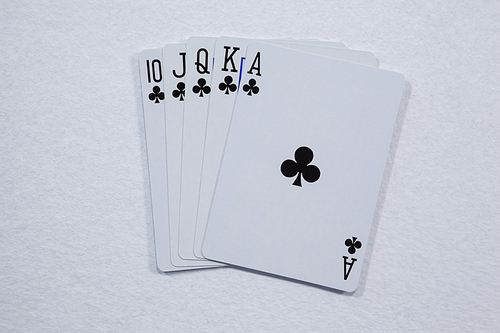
(202, 42, 406, 291)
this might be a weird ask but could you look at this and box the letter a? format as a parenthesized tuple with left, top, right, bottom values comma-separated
(247, 52, 261, 76)
(343, 256, 357, 280)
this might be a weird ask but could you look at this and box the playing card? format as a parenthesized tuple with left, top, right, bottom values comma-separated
(276, 40, 346, 48)
(139, 48, 202, 271)
(178, 37, 221, 261)
(162, 43, 219, 267)
(202, 42, 406, 291)
(193, 38, 379, 258)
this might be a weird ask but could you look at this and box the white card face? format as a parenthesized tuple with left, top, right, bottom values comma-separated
(139, 49, 202, 272)
(162, 43, 218, 267)
(202, 42, 405, 291)
(193, 37, 378, 259)
(178, 37, 223, 261)
(275, 40, 347, 48)
(272, 43, 378, 67)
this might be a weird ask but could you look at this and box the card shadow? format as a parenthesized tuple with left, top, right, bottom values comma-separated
(351, 80, 412, 297)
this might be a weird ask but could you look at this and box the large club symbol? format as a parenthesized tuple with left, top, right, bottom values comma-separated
(192, 78, 211, 97)
(219, 75, 237, 94)
(281, 146, 320, 187)
(149, 86, 165, 103)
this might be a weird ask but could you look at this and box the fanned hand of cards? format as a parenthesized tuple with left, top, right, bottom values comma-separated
(139, 37, 406, 292)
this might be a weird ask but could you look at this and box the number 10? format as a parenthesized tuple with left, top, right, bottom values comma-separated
(146, 59, 162, 83)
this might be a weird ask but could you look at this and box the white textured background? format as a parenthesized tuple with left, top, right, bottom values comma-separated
(1, 1, 499, 332)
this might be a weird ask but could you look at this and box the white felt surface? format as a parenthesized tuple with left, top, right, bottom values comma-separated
(1, 1, 499, 332)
